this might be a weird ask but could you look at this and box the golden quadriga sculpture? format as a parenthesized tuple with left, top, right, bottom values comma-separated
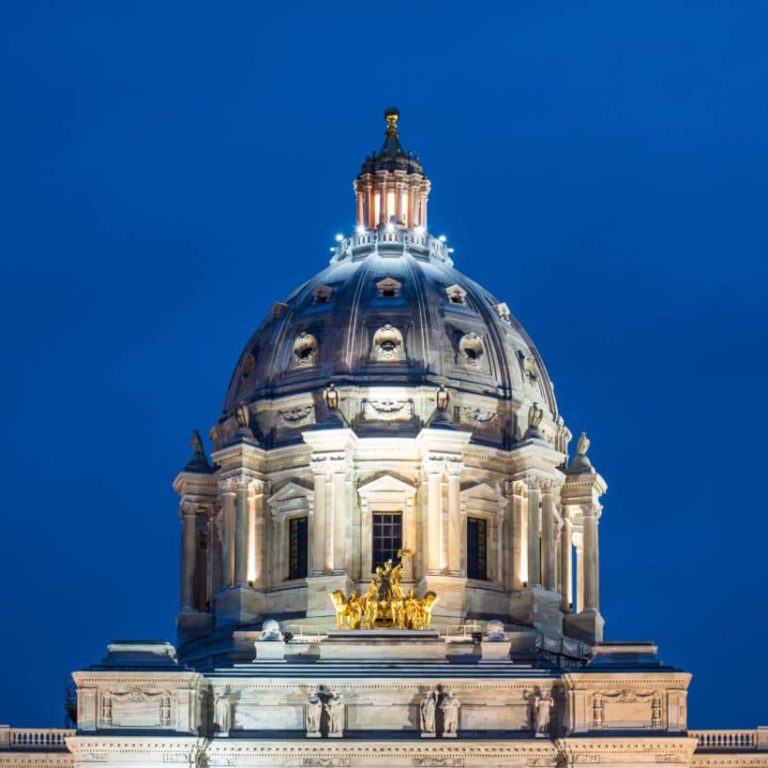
(331, 550, 437, 630)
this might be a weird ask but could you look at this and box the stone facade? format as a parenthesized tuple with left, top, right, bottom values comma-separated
(1, 109, 765, 768)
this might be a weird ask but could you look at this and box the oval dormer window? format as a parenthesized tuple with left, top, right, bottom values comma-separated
(459, 333, 484, 368)
(292, 333, 318, 368)
(372, 324, 405, 362)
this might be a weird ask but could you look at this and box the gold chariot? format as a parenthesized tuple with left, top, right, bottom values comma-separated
(330, 549, 437, 630)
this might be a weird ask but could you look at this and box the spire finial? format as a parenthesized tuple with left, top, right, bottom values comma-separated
(384, 106, 400, 136)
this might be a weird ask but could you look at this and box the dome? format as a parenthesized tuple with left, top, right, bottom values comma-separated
(215, 109, 565, 452)
(220, 237, 560, 449)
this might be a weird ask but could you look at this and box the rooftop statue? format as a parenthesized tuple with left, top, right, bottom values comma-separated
(331, 549, 437, 630)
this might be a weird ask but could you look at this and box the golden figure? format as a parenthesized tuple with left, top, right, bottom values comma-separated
(363, 580, 379, 628)
(346, 589, 363, 630)
(330, 589, 349, 629)
(329, 549, 438, 630)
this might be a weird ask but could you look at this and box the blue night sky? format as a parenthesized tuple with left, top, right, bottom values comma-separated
(1, 1, 767, 729)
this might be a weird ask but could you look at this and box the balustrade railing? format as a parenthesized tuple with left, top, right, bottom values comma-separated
(334, 230, 449, 262)
(691, 729, 759, 750)
(0, 727, 74, 749)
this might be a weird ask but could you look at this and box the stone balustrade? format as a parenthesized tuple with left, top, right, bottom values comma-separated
(334, 230, 449, 262)
(691, 728, 768, 750)
(0, 727, 74, 749)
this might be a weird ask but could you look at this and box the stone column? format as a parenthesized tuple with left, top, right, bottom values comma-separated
(180, 502, 197, 611)
(219, 484, 236, 588)
(508, 482, 526, 590)
(559, 513, 573, 611)
(583, 504, 601, 611)
(574, 532, 584, 613)
(209, 516, 222, 597)
(525, 478, 541, 587)
(310, 458, 328, 574)
(249, 481, 265, 589)
(541, 482, 557, 590)
(425, 458, 443, 573)
(365, 181, 375, 229)
(446, 460, 463, 574)
(378, 178, 387, 226)
(356, 191, 364, 227)
(331, 457, 348, 573)
(234, 483, 249, 586)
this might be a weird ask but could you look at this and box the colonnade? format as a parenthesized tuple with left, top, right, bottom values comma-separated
(176, 453, 604, 628)
(354, 171, 430, 230)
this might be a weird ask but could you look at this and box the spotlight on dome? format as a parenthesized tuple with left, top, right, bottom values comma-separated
(439, 234, 447, 243)
(356, 225, 365, 234)
(335, 233, 344, 242)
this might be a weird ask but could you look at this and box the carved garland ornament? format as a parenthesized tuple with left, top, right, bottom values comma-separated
(362, 399, 413, 421)
(459, 405, 497, 426)
(277, 405, 315, 428)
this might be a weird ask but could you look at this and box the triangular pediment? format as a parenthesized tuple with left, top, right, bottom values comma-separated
(460, 481, 503, 502)
(358, 472, 415, 495)
(268, 480, 313, 504)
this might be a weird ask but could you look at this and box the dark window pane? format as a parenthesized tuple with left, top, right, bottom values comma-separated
(372, 512, 402, 570)
(289, 517, 308, 580)
(467, 517, 488, 580)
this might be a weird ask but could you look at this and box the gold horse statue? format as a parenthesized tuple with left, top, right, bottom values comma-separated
(329, 550, 438, 630)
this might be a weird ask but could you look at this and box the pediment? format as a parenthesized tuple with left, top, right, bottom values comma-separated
(357, 472, 416, 495)
(268, 480, 313, 505)
(460, 481, 504, 502)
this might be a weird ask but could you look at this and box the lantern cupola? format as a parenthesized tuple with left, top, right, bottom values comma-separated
(354, 107, 431, 231)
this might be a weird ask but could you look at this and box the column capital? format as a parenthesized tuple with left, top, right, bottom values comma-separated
(540, 478, 563, 495)
(584, 503, 603, 520)
(422, 455, 444, 476)
(179, 500, 205, 519)
(445, 457, 464, 477)
(218, 472, 259, 493)
(523, 475, 543, 491)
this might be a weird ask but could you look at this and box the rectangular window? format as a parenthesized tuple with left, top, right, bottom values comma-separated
(372, 512, 402, 570)
(288, 517, 308, 580)
(467, 517, 488, 581)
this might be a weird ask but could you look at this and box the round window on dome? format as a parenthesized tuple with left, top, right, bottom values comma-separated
(292, 333, 318, 368)
(459, 333, 484, 368)
(372, 324, 405, 362)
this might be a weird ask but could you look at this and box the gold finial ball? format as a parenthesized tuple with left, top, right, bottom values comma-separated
(384, 106, 400, 132)
(384, 106, 400, 122)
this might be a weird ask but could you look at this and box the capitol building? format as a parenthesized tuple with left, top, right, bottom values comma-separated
(1, 109, 765, 768)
